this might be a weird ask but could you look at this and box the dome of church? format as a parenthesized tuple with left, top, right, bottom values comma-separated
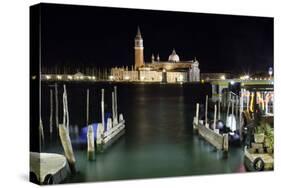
(168, 49, 180, 62)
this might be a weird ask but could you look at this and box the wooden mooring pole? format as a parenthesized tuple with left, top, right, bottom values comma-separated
(87, 125, 95, 161)
(49, 89, 53, 134)
(86, 89, 89, 126)
(59, 85, 76, 173)
(205, 95, 208, 128)
(101, 89, 105, 129)
(114, 86, 118, 123)
(196, 103, 199, 124)
(213, 104, 217, 129)
(55, 83, 59, 129)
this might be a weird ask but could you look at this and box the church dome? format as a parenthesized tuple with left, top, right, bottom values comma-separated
(168, 49, 180, 62)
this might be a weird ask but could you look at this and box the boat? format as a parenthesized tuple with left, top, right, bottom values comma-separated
(30, 152, 69, 185)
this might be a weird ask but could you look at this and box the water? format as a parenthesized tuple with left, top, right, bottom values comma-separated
(40, 82, 246, 183)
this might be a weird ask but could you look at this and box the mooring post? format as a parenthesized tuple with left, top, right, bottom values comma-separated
(218, 100, 221, 120)
(59, 85, 76, 173)
(49, 89, 53, 134)
(196, 103, 199, 125)
(55, 83, 59, 129)
(246, 91, 250, 111)
(101, 89, 105, 130)
(87, 125, 95, 161)
(107, 117, 112, 132)
(223, 133, 229, 156)
(63, 85, 70, 131)
(226, 99, 231, 118)
(112, 91, 115, 122)
(239, 89, 244, 142)
(213, 104, 217, 130)
(231, 96, 235, 129)
(96, 123, 104, 152)
(235, 95, 239, 118)
(39, 118, 44, 148)
(114, 86, 118, 121)
(86, 89, 89, 126)
(205, 95, 209, 128)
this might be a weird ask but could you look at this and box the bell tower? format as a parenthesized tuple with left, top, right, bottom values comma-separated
(134, 26, 144, 69)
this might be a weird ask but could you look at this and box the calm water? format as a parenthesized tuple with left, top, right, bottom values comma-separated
(40, 82, 246, 183)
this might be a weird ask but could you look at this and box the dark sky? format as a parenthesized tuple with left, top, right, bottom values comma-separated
(40, 3, 273, 73)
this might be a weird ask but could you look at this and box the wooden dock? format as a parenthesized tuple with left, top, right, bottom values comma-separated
(197, 123, 228, 152)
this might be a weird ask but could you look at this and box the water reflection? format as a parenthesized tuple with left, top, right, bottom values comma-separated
(41, 82, 246, 183)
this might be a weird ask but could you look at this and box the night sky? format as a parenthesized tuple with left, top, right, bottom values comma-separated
(40, 3, 273, 74)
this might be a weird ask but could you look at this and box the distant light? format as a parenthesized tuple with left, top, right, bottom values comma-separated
(57, 75, 62, 80)
(201, 79, 205, 83)
(67, 75, 73, 80)
(178, 75, 183, 82)
(32, 75, 36, 80)
(124, 76, 130, 80)
(268, 67, 273, 76)
(140, 76, 145, 81)
(162, 69, 166, 73)
(46, 75, 51, 80)
(220, 75, 225, 80)
(92, 76, 96, 80)
(230, 80, 235, 85)
(79, 76, 84, 80)
(109, 75, 114, 80)
(240, 75, 249, 80)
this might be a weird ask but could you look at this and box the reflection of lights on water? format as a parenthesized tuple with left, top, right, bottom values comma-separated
(250, 92, 254, 112)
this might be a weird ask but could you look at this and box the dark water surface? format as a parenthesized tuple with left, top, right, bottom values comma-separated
(41, 82, 246, 183)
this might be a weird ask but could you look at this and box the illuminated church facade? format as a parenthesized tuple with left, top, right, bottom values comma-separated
(111, 27, 200, 83)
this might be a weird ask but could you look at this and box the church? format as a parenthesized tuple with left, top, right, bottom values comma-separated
(111, 27, 200, 83)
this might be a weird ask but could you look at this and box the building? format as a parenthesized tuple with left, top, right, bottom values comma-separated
(111, 27, 200, 83)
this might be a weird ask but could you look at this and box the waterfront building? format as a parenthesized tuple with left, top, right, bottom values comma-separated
(111, 27, 200, 83)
